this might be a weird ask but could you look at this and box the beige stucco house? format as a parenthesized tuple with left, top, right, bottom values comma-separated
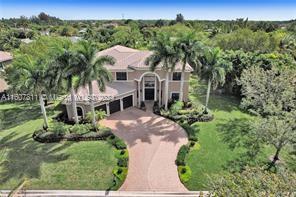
(65, 45, 193, 120)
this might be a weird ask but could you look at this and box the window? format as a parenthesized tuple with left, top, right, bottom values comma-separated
(172, 72, 181, 81)
(116, 72, 127, 81)
(171, 92, 180, 101)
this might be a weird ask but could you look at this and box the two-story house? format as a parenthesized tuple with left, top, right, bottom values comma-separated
(65, 45, 193, 120)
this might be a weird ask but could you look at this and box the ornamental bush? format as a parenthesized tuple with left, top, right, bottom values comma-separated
(69, 123, 93, 135)
(178, 165, 192, 183)
(176, 145, 190, 166)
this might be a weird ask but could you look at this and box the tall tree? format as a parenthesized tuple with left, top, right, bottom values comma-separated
(176, 32, 204, 101)
(7, 56, 50, 128)
(239, 66, 296, 170)
(176, 13, 184, 23)
(202, 47, 232, 112)
(145, 33, 179, 110)
(50, 48, 83, 124)
(76, 41, 115, 127)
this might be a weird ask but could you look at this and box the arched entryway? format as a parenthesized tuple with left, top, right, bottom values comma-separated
(136, 72, 164, 107)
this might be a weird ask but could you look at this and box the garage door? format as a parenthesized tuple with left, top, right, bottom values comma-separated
(95, 104, 107, 113)
(123, 95, 133, 109)
(109, 100, 120, 114)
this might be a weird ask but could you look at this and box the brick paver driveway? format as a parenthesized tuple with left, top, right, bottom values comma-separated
(100, 107, 188, 192)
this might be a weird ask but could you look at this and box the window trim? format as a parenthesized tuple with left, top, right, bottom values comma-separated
(115, 72, 128, 81)
(172, 72, 182, 81)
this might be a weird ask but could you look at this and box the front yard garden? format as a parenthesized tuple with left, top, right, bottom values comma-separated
(0, 102, 127, 190)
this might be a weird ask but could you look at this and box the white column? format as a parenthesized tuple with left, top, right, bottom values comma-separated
(137, 81, 141, 107)
(154, 77, 157, 101)
(106, 103, 110, 116)
(120, 98, 123, 111)
(159, 80, 162, 106)
(142, 79, 145, 101)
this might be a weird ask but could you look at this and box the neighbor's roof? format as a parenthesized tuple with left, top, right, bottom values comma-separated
(64, 81, 136, 104)
(0, 78, 8, 92)
(0, 51, 13, 63)
(96, 45, 193, 72)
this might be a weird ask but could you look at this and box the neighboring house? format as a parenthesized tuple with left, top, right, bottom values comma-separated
(0, 51, 13, 93)
(64, 45, 193, 120)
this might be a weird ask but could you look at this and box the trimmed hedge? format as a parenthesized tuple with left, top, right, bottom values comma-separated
(181, 123, 198, 142)
(178, 165, 192, 183)
(107, 135, 127, 149)
(176, 145, 190, 166)
(33, 122, 113, 143)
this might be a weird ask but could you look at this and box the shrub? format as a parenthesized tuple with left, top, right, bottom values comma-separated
(64, 133, 81, 140)
(115, 149, 129, 159)
(113, 166, 128, 181)
(108, 135, 127, 149)
(81, 131, 103, 138)
(181, 123, 198, 142)
(35, 132, 62, 142)
(170, 101, 184, 115)
(49, 121, 69, 135)
(69, 123, 93, 135)
(117, 157, 128, 167)
(176, 145, 189, 166)
(178, 165, 192, 183)
(97, 125, 112, 136)
(160, 109, 170, 117)
(96, 110, 107, 121)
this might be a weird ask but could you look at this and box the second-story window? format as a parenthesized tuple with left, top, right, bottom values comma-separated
(116, 72, 127, 81)
(172, 72, 181, 81)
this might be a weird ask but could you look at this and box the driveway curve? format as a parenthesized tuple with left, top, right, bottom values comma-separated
(100, 107, 188, 192)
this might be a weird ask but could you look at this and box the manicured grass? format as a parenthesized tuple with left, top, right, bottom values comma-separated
(185, 93, 250, 190)
(0, 102, 117, 190)
(184, 78, 274, 190)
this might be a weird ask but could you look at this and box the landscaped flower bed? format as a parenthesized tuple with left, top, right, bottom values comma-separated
(157, 101, 214, 125)
(33, 122, 113, 143)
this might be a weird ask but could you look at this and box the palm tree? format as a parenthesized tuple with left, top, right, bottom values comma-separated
(202, 47, 232, 113)
(9, 55, 50, 128)
(145, 33, 179, 110)
(176, 32, 204, 101)
(50, 48, 83, 124)
(76, 41, 115, 127)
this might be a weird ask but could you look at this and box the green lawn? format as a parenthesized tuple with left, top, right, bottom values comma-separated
(184, 78, 275, 190)
(0, 102, 117, 190)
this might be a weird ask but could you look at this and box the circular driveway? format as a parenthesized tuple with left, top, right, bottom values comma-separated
(100, 107, 188, 192)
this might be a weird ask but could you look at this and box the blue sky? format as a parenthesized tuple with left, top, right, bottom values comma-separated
(1, 0, 296, 20)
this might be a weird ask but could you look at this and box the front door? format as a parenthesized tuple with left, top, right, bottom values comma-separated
(145, 89, 154, 100)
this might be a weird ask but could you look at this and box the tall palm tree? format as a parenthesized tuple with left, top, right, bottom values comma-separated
(176, 32, 204, 101)
(76, 41, 115, 127)
(50, 49, 82, 124)
(9, 55, 50, 128)
(202, 47, 232, 113)
(145, 33, 179, 110)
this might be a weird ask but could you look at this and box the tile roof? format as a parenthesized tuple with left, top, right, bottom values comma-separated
(96, 45, 193, 71)
(64, 81, 136, 104)
(0, 51, 13, 63)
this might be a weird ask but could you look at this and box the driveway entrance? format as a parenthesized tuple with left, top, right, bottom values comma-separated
(100, 107, 188, 192)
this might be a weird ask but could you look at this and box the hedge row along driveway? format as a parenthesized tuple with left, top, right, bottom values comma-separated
(100, 107, 188, 192)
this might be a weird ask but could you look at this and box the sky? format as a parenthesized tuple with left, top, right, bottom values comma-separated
(0, 0, 296, 20)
